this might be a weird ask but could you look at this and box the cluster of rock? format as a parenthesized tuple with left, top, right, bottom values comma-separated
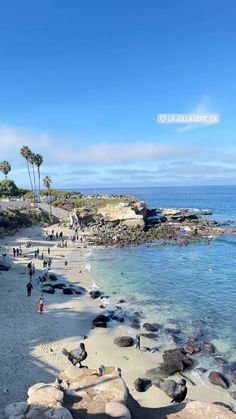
(3, 365, 131, 419)
(0, 207, 57, 237)
(71, 200, 236, 246)
(41, 273, 84, 296)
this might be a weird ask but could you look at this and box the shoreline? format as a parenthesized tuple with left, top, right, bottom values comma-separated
(0, 223, 236, 416)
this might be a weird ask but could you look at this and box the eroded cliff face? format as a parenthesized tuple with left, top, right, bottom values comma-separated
(75, 198, 146, 228)
(0, 208, 57, 237)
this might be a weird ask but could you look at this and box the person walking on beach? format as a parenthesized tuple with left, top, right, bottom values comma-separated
(48, 258, 52, 270)
(135, 334, 141, 350)
(19, 246, 22, 257)
(37, 295, 44, 313)
(34, 250, 37, 259)
(13, 248, 16, 258)
(43, 259, 47, 268)
(48, 247, 50, 255)
(41, 252, 44, 260)
(16, 248, 19, 257)
(64, 259, 68, 267)
(26, 281, 33, 296)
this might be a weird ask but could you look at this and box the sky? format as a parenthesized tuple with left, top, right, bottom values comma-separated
(0, 0, 235, 189)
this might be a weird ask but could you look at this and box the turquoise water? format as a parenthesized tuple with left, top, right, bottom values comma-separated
(86, 186, 236, 360)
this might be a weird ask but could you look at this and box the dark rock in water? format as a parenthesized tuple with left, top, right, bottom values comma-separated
(118, 299, 126, 303)
(183, 341, 201, 355)
(41, 287, 55, 294)
(215, 356, 228, 364)
(115, 306, 122, 310)
(90, 290, 101, 299)
(51, 283, 66, 289)
(63, 288, 73, 295)
(93, 314, 110, 328)
(49, 273, 57, 281)
(73, 289, 82, 294)
(230, 391, 236, 400)
(200, 341, 215, 353)
(140, 333, 159, 340)
(165, 328, 181, 335)
(99, 304, 106, 309)
(194, 367, 208, 374)
(163, 348, 193, 368)
(130, 318, 141, 329)
(134, 378, 151, 392)
(208, 371, 229, 388)
(111, 315, 124, 323)
(114, 336, 134, 347)
(146, 360, 184, 379)
(143, 322, 161, 332)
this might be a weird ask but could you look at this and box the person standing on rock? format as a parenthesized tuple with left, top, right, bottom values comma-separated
(26, 281, 33, 296)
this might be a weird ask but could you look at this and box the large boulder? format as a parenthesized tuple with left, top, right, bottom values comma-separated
(163, 348, 193, 368)
(143, 322, 161, 332)
(27, 382, 64, 405)
(146, 361, 184, 379)
(93, 314, 110, 328)
(105, 401, 131, 418)
(63, 288, 73, 295)
(114, 336, 134, 347)
(208, 371, 229, 388)
(90, 290, 101, 299)
(167, 401, 235, 418)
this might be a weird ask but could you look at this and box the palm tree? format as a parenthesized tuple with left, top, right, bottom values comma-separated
(34, 154, 43, 198)
(28, 152, 37, 197)
(20, 146, 34, 196)
(0, 160, 11, 179)
(43, 176, 52, 215)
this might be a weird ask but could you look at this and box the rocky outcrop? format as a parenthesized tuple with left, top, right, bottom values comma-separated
(4, 365, 131, 419)
(208, 371, 229, 388)
(114, 336, 134, 347)
(167, 401, 235, 418)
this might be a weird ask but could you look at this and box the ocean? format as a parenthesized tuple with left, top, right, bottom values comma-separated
(82, 186, 236, 365)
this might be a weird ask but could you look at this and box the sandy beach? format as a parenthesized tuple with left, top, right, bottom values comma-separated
(0, 222, 235, 416)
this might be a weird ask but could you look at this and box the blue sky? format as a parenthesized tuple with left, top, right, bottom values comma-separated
(0, 0, 235, 188)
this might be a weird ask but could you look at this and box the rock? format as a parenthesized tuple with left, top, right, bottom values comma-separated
(49, 273, 58, 281)
(143, 322, 161, 332)
(208, 371, 229, 388)
(130, 318, 140, 329)
(112, 316, 124, 323)
(51, 283, 67, 289)
(167, 401, 236, 418)
(27, 382, 64, 405)
(25, 405, 73, 418)
(117, 299, 126, 304)
(90, 290, 101, 299)
(146, 360, 184, 379)
(232, 370, 236, 385)
(114, 336, 134, 347)
(134, 378, 151, 392)
(140, 332, 159, 340)
(105, 401, 131, 418)
(163, 348, 193, 368)
(200, 341, 215, 353)
(4, 402, 28, 417)
(42, 287, 55, 294)
(63, 288, 73, 295)
(65, 368, 129, 416)
(93, 314, 110, 328)
(194, 367, 207, 374)
(230, 391, 236, 400)
(215, 356, 228, 364)
(183, 341, 201, 355)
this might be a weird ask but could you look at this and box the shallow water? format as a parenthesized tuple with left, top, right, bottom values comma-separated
(85, 186, 236, 360)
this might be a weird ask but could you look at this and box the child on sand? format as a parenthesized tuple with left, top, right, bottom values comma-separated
(37, 295, 44, 313)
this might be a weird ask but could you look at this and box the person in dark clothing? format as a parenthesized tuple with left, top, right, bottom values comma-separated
(13, 248, 16, 258)
(48, 258, 52, 270)
(16, 248, 19, 257)
(43, 260, 47, 268)
(34, 250, 37, 259)
(28, 269, 33, 281)
(48, 247, 50, 255)
(64, 259, 68, 267)
(26, 281, 33, 296)
(135, 334, 141, 350)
